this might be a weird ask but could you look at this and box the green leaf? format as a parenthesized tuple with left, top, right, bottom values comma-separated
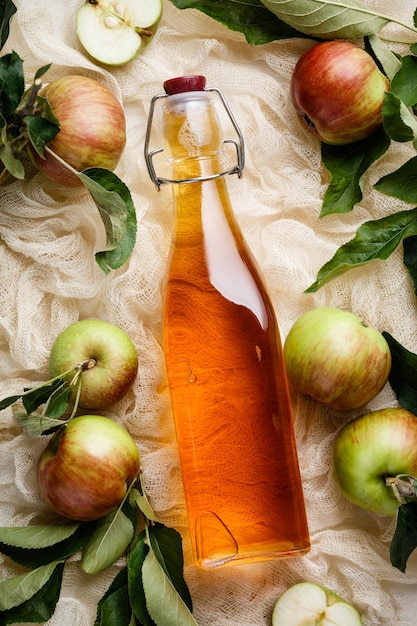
(95, 568, 134, 626)
(169, 0, 311, 45)
(390, 55, 417, 107)
(375, 155, 417, 204)
(0, 561, 64, 625)
(259, 0, 390, 39)
(147, 524, 192, 612)
(403, 235, 417, 295)
(390, 502, 417, 573)
(77, 168, 137, 274)
(382, 332, 417, 415)
(24, 115, 60, 158)
(306, 207, 417, 292)
(0, 523, 80, 549)
(142, 548, 197, 626)
(81, 509, 134, 575)
(13, 409, 66, 436)
(21, 378, 69, 414)
(0, 0, 16, 51)
(0, 522, 94, 569)
(382, 91, 417, 148)
(0, 560, 63, 611)
(0, 141, 24, 178)
(128, 532, 155, 626)
(366, 34, 402, 81)
(321, 128, 390, 216)
(0, 51, 25, 118)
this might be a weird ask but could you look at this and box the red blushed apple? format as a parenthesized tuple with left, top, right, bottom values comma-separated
(38, 414, 140, 521)
(31, 75, 126, 186)
(290, 41, 390, 145)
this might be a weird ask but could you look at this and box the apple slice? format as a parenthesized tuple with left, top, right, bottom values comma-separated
(272, 582, 363, 626)
(76, 0, 162, 66)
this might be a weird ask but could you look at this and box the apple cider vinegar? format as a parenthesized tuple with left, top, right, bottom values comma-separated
(146, 76, 310, 568)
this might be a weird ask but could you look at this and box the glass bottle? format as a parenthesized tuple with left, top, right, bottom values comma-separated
(145, 76, 310, 569)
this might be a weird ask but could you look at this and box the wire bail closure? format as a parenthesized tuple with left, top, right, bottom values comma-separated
(144, 87, 245, 191)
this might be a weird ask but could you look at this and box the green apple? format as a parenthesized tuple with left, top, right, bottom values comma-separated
(49, 319, 138, 410)
(38, 414, 140, 521)
(76, 0, 162, 66)
(333, 407, 417, 516)
(272, 582, 363, 626)
(283, 307, 391, 411)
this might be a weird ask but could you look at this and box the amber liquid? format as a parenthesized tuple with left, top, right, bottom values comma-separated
(162, 94, 310, 568)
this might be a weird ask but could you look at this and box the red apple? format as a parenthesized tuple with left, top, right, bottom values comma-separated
(38, 414, 140, 521)
(333, 407, 417, 516)
(290, 41, 390, 145)
(31, 75, 126, 186)
(49, 319, 138, 410)
(283, 307, 391, 411)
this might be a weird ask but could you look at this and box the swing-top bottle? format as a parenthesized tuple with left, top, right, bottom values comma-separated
(145, 75, 310, 568)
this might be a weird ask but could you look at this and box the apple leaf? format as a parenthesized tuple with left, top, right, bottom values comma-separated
(0, 0, 16, 51)
(0, 559, 64, 611)
(259, 0, 390, 39)
(81, 509, 135, 575)
(142, 546, 197, 626)
(95, 567, 134, 626)
(146, 524, 193, 613)
(366, 34, 402, 81)
(0, 522, 94, 569)
(374, 155, 417, 204)
(168, 0, 308, 45)
(77, 168, 137, 274)
(13, 409, 67, 436)
(0, 561, 64, 625)
(403, 235, 417, 295)
(0, 51, 25, 118)
(390, 502, 417, 573)
(306, 207, 417, 292)
(0, 523, 80, 550)
(390, 55, 417, 106)
(320, 127, 390, 216)
(127, 531, 155, 626)
(382, 91, 417, 149)
(381, 331, 417, 416)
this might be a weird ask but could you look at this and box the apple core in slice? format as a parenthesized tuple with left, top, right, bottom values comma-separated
(272, 582, 363, 626)
(76, 0, 162, 66)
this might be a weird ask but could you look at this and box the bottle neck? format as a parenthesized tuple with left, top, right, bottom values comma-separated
(162, 91, 224, 180)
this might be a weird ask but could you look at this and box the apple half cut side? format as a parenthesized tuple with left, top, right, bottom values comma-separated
(76, 0, 163, 66)
(272, 582, 363, 626)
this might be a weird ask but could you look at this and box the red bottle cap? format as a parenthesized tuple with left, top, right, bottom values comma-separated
(163, 75, 206, 95)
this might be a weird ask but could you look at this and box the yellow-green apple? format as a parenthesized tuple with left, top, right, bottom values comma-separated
(38, 414, 140, 521)
(31, 75, 126, 186)
(290, 41, 390, 145)
(283, 307, 391, 411)
(333, 407, 417, 516)
(76, 0, 162, 66)
(49, 319, 138, 410)
(272, 582, 363, 626)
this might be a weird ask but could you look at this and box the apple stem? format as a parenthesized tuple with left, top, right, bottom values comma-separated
(12, 78, 43, 121)
(386, 474, 417, 504)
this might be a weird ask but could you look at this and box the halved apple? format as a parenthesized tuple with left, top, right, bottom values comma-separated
(76, 0, 162, 66)
(272, 582, 363, 626)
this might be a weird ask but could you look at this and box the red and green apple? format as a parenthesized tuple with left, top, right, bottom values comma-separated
(38, 414, 140, 521)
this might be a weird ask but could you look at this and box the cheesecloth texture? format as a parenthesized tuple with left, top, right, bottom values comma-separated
(1, 1, 417, 624)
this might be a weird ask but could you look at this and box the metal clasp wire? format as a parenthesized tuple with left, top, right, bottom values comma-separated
(144, 87, 245, 191)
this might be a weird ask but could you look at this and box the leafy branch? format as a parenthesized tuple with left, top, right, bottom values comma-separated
(0, 476, 197, 626)
(0, 1, 136, 273)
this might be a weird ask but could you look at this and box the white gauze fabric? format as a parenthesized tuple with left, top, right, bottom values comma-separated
(1, 1, 417, 625)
